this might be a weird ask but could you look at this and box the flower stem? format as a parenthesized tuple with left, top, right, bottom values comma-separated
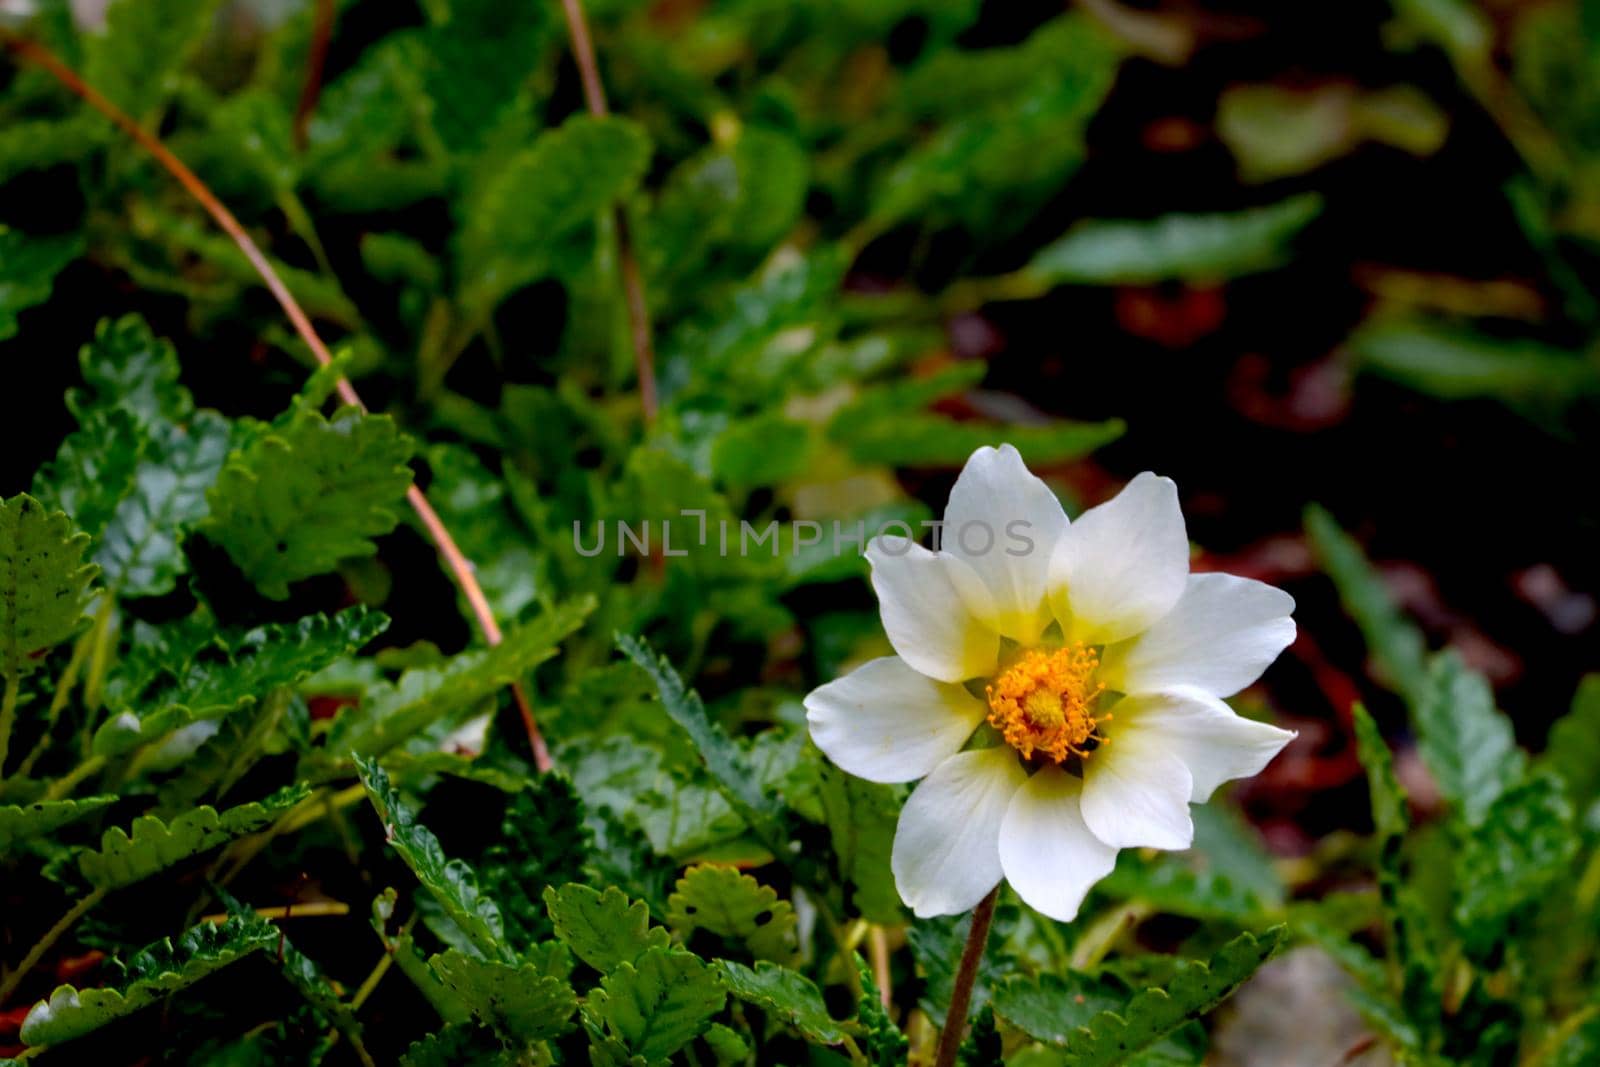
(934, 885, 1000, 1067)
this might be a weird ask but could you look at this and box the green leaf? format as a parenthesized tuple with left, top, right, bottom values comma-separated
(0, 795, 116, 854)
(459, 114, 652, 311)
(1350, 321, 1598, 405)
(717, 959, 847, 1045)
(1453, 772, 1577, 953)
(78, 784, 309, 889)
(355, 756, 507, 961)
(0, 227, 81, 341)
(1353, 705, 1440, 1037)
(41, 323, 235, 595)
(1413, 650, 1525, 825)
(94, 607, 389, 757)
(399, 1023, 512, 1067)
(0, 494, 98, 680)
(544, 884, 669, 973)
(19, 912, 276, 1046)
(1024, 195, 1321, 285)
(1542, 676, 1600, 815)
(0, 116, 102, 185)
(67, 315, 195, 426)
(992, 971, 1123, 1046)
(959, 1005, 1004, 1067)
(856, 955, 909, 1066)
(327, 596, 593, 763)
(1304, 505, 1430, 707)
(83, 0, 223, 118)
(203, 407, 415, 599)
(813, 762, 904, 924)
(871, 16, 1119, 235)
(427, 948, 577, 1042)
(1098, 851, 1267, 922)
(1056, 928, 1285, 1065)
(420, 0, 548, 152)
(480, 773, 591, 948)
(589, 946, 727, 1062)
(617, 634, 789, 850)
(834, 416, 1124, 469)
(667, 864, 798, 962)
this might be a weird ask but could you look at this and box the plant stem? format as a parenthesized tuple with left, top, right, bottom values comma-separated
(0, 887, 107, 1005)
(0, 28, 553, 772)
(933, 886, 1000, 1067)
(44, 754, 106, 799)
(556, 0, 660, 424)
(0, 669, 19, 780)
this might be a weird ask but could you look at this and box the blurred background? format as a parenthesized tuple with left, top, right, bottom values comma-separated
(2, 2, 1599, 1059)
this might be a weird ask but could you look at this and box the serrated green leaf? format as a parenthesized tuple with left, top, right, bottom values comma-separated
(1098, 851, 1267, 922)
(355, 756, 508, 961)
(459, 114, 652, 312)
(1543, 676, 1600, 815)
(1353, 705, 1440, 1039)
(1304, 506, 1430, 707)
(420, 0, 548, 153)
(67, 315, 194, 425)
(992, 971, 1123, 1046)
(399, 1023, 512, 1067)
(479, 773, 590, 948)
(1414, 650, 1524, 825)
(871, 16, 1119, 234)
(428, 947, 578, 1042)
(0, 494, 97, 681)
(94, 607, 388, 756)
(78, 784, 309, 889)
(41, 321, 235, 597)
(616, 634, 788, 850)
(544, 883, 669, 973)
(1023, 195, 1321, 285)
(1056, 928, 1285, 1065)
(0, 795, 116, 854)
(0, 227, 82, 341)
(667, 864, 798, 962)
(814, 762, 904, 924)
(20, 912, 276, 1046)
(1353, 705, 1409, 841)
(327, 596, 593, 763)
(1454, 772, 1577, 953)
(590, 947, 726, 1062)
(717, 959, 846, 1044)
(0, 115, 103, 185)
(856, 955, 908, 1067)
(203, 407, 415, 599)
(82, 0, 223, 118)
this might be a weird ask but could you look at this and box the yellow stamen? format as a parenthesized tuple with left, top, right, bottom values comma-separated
(985, 644, 1107, 763)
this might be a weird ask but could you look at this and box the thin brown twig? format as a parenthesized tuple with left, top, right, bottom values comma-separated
(0, 29, 554, 772)
(292, 0, 336, 149)
(557, 0, 659, 423)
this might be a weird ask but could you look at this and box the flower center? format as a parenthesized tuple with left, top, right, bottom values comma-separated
(985, 644, 1108, 763)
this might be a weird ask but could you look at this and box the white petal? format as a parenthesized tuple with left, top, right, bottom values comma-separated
(891, 747, 1026, 918)
(1048, 472, 1188, 645)
(1079, 731, 1194, 850)
(1111, 688, 1296, 802)
(1102, 572, 1296, 698)
(940, 444, 1067, 643)
(867, 536, 999, 683)
(998, 766, 1120, 922)
(805, 657, 987, 784)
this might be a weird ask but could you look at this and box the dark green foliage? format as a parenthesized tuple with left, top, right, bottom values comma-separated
(1, 2, 1590, 1064)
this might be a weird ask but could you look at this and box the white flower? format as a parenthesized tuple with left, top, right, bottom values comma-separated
(804, 445, 1296, 921)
